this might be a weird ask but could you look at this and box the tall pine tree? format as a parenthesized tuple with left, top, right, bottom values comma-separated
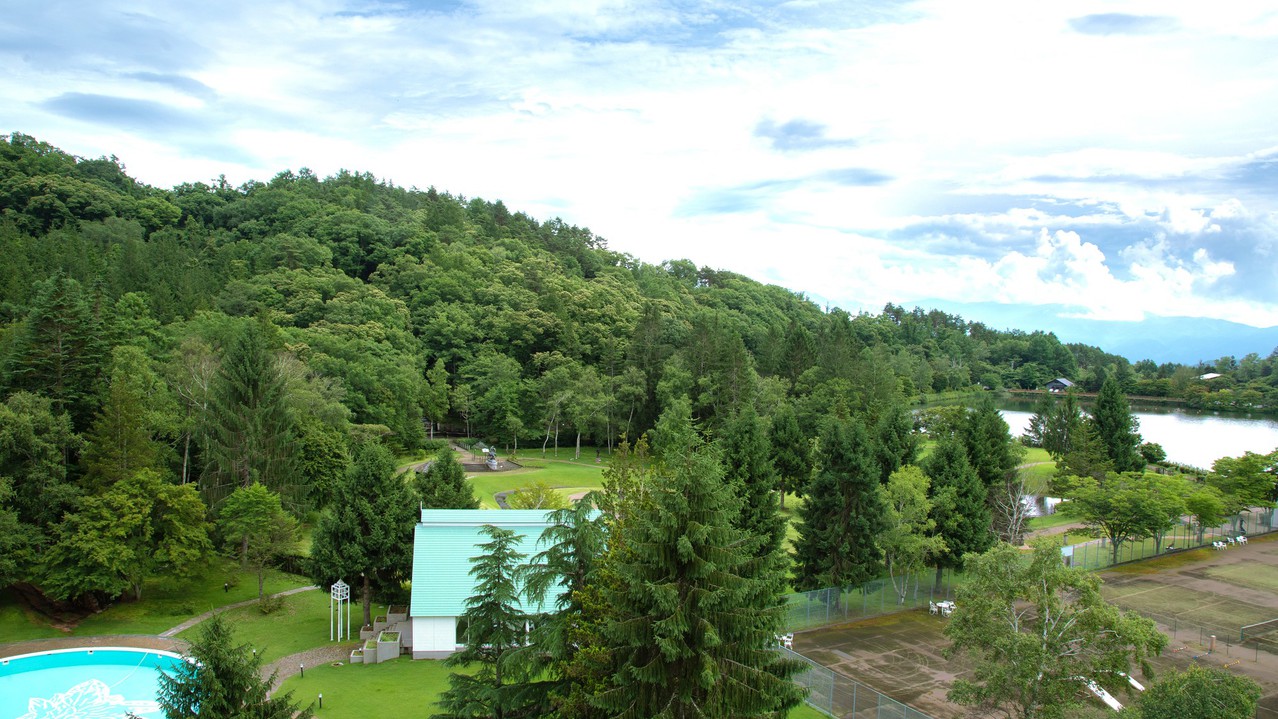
(437, 525, 536, 719)
(596, 402, 802, 719)
(873, 400, 919, 483)
(415, 446, 479, 509)
(203, 319, 298, 508)
(768, 401, 810, 510)
(720, 405, 785, 553)
(2, 274, 106, 429)
(794, 416, 887, 591)
(923, 435, 991, 590)
(1092, 375, 1144, 473)
(308, 442, 416, 628)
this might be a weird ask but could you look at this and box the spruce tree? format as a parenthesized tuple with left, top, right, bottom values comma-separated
(1043, 389, 1083, 459)
(793, 416, 886, 591)
(158, 613, 313, 719)
(873, 400, 919, 483)
(2, 274, 106, 429)
(596, 403, 802, 719)
(308, 442, 416, 628)
(768, 402, 810, 510)
(961, 394, 1019, 490)
(81, 345, 173, 492)
(923, 436, 991, 590)
(1054, 420, 1114, 489)
(437, 525, 536, 719)
(1092, 375, 1144, 473)
(415, 446, 480, 509)
(203, 319, 298, 508)
(960, 394, 1023, 542)
(720, 406, 785, 553)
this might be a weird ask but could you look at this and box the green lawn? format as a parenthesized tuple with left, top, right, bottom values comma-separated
(468, 458, 606, 509)
(0, 562, 312, 643)
(278, 656, 454, 719)
(278, 655, 828, 719)
(178, 588, 331, 663)
(1027, 512, 1077, 531)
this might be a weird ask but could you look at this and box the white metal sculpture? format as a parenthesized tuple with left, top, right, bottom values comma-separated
(330, 580, 351, 641)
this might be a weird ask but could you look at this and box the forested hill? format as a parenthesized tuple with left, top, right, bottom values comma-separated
(1, 131, 1107, 463)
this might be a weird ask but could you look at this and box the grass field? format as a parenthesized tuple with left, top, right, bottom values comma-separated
(1102, 579, 1273, 628)
(0, 562, 312, 643)
(178, 589, 331, 663)
(277, 655, 827, 719)
(468, 457, 606, 508)
(1204, 562, 1278, 593)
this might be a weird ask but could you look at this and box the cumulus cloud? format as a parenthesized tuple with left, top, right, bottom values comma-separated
(6, 0, 1278, 330)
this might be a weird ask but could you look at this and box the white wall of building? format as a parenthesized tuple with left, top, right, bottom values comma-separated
(410, 616, 458, 659)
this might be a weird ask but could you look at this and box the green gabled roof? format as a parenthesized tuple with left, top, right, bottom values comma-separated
(410, 509, 557, 618)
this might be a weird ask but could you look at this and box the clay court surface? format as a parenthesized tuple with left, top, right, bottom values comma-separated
(794, 533, 1278, 718)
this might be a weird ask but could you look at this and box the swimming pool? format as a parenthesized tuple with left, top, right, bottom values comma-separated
(0, 647, 185, 719)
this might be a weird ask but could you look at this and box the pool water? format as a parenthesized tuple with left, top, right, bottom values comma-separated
(0, 648, 184, 719)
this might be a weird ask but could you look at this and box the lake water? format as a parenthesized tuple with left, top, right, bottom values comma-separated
(995, 400, 1278, 470)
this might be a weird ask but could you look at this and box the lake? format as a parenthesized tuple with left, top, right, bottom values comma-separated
(995, 399, 1278, 470)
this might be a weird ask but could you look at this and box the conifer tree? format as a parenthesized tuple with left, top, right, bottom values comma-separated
(1053, 421, 1114, 492)
(923, 435, 991, 590)
(961, 394, 1024, 543)
(308, 442, 416, 628)
(794, 417, 886, 591)
(961, 394, 1020, 490)
(415, 446, 479, 509)
(437, 524, 535, 719)
(158, 613, 313, 719)
(873, 400, 919, 483)
(81, 345, 174, 491)
(203, 319, 298, 508)
(515, 498, 610, 718)
(596, 402, 803, 719)
(2, 274, 106, 429)
(1044, 389, 1083, 459)
(720, 405, 784, 553)
(1092, 375, 1144, 473)
(768, 402, 810, 509)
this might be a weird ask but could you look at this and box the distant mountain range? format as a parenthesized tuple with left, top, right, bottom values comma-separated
(913, 300, 1278, 366)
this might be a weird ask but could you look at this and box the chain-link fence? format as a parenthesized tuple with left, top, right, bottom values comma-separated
(1059, 508, 1277, 571)
(783, 569, 959, 632)
(783, 646, 935, 719)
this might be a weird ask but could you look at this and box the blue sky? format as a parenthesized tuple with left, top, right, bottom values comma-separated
(5, 1, 1278, 329)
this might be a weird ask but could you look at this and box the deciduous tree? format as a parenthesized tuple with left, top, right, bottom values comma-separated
(879, 465, 944, 604)
(43, 469, 211, 602)
(945, 542, 1165, 719)
(1124, 665, 1261, 719)
(218, 483, 300, 602)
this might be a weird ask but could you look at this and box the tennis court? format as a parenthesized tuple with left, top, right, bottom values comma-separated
(795, 533, 1278, 718)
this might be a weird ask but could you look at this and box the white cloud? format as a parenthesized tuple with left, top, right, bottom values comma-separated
(6, 0, 1278, 329)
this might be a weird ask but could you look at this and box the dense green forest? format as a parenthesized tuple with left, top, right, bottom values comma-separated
(0, 130, 1270, 611)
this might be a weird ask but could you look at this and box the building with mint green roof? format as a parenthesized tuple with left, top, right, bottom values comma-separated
(409, 509, 558, 658)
